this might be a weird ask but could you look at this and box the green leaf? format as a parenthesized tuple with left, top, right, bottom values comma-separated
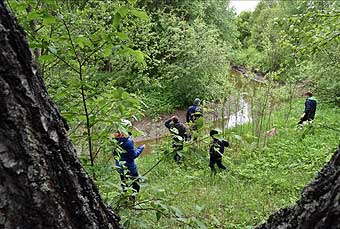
(39, 54, 55, 62)
(118, 104, 124, 114)
(195, 117, 204, 129)
(103, 44, 113, 57)
(131, 50, 145, 64)
(130, 9, 149, 21)
(115, 32, 129, 41)
(30, 41, 45, 49)
(118, 6, 129, 17)
(42, 15, 56, 25)
(194, 219, 208, 229)
(234, 134, 242, 141)
(11, 2, 27, 12)
(113, 12, 121, 29)
(195, 205, 203, 212)
(156, 211, 162, 221)
(170, 206, 183, 217)
(89, 115, 96, 126)
(48, 46, 57, 54)
(127, 0, 137, 4)
(27, 12, 41, 20)
(75, 36, 92, 49)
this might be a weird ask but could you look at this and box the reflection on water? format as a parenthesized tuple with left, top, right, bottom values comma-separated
(225, 96, 251, 128)
(136, 96, 251, 154)
(135, 67, 262, 154)
(133, 65, 265, 154)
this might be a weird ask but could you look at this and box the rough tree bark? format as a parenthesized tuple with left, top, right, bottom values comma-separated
(257, 147, 340, 229)
(0, 2, 120, 228)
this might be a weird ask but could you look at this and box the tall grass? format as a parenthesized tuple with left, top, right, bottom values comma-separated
(86, 97, 340, 228)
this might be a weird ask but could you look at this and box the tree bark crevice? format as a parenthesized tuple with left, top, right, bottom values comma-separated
(0, 1, 119, 228)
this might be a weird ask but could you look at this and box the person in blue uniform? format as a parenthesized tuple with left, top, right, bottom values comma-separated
(298, 91, 317, 125)
(186, 98, 203, 130)
(114, 120, 145, 193)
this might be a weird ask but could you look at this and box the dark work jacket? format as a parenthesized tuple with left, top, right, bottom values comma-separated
(304, 97, 317, 120)
(114, 136, 144, 174)
(186, 105, 202, 123)
(164, 119, 190, 142)
(209, 138, 230, 159)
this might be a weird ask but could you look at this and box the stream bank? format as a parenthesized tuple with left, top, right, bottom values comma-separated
(133, 66, 263, 153)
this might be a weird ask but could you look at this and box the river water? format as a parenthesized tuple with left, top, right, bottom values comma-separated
(133, 67, 263, 153)
(224, 96, 251, 128)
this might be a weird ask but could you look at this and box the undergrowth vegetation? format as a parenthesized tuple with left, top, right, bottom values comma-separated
(8, 0, 339, 227)
(88, 100, 339, 228)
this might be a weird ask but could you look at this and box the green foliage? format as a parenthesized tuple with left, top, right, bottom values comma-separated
(8, 0, 147, 166)
(90, 99, 340, 227)
(278, 1, 340, 105)
(235, 11, 252, 48)
(234, 47, 267, 70)
(234, 0, 340, 106)
(141, 90, 177, 117)
(9, 0, 340, 227)
(115, 0, 238, 111)
(9, 0, 241, 117)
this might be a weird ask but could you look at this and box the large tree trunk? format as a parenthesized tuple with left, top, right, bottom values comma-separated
(0, 1, 120, 228)
(257, 146, 340, 229)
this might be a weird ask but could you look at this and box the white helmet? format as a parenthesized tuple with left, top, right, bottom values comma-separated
(121, 119, 132, 128)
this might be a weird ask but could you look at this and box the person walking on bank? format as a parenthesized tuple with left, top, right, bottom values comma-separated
(165, 116, 190, 163)
(186, 98, 203, 130)
(114, 120, 145, 194)
(209, 129, 230, 174)
(298, 91, 317, 126)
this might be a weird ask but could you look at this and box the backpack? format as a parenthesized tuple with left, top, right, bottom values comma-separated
(190, 106, 202, 121)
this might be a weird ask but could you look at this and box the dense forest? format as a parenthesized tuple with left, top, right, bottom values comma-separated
(1, 0, 340, 228)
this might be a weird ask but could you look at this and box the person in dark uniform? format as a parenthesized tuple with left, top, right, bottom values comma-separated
(114, 120, 144, 194)
(298, 91, 317, 125)
(209, 129, 229, 173)
(186, 98, 203, 130)
(165, 116, 190, 163)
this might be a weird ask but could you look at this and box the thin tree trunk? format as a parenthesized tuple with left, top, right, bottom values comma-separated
(257, 82, 271, 147)
(0, 2, 120, 228)
(251, 85, 256, 136)
(285, 82, 296, 126)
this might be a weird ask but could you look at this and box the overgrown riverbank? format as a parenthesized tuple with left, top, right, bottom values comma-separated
(89, 99, 340, 228)
(6, 0, 339, 227)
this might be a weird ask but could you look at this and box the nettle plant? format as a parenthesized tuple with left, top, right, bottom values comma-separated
(8, 0, 148, 173)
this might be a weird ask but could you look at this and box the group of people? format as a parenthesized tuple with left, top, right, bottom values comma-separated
(164, 98, 229, 174)
(113, 92, 317, 196)
(164, 98, 204, 162)
(112, 98, 230, 195)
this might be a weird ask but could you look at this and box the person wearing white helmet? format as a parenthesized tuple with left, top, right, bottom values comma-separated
(120, 119, 133, 136)
(114, 119, 145, 195)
